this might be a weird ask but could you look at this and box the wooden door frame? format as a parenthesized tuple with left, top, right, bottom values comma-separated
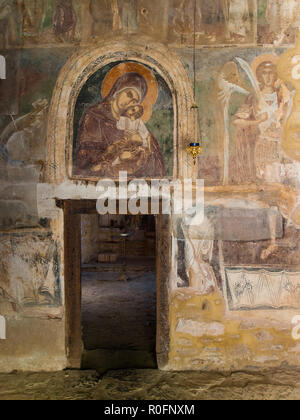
(62, 200, 171, 369)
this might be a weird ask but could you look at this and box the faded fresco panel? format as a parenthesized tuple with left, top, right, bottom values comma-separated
(0, 48, 73, 229)
(89, 0, 115, 37)
(0, 97, 48, 229)
(18, 0, 79, 45)
(173, 202, 300, 311)
(0, 232, 61, 314)
(9, 0, 259, 47)
(226, 267, 300, 310)
(88, 0, 138, 38)
(0, 0, 19, 48)
(178, 47, 300, 187)
(168, 0, 256, 46)
(73, 61, 174, 179)
(137, 0, 169, 41)
(15, 0, 122, 45)
(173, 202, 286, 292)
(258, 0, 300, 45)
(18, 0, 48, 43)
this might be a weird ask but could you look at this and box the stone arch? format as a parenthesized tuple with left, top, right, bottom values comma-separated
(46, 37, 195, 184)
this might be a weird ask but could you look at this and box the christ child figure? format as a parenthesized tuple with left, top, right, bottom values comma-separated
(117, 104, 150, 148)
(92, 104, 152, 175)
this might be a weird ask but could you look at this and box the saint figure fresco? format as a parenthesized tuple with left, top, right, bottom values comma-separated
(172, 0, 203, 39)
(180, 209, 218, 295)
(18, 0, 46, 41)
(223, 0, 251, 41)
(54, 0, 77, 42)
(169, 0, 254, 45)
(73, 62, 172, 178)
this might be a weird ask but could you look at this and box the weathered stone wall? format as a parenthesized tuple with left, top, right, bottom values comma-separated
(0, 230, 65, 372)
(1, 0, 300, 372)
(81, 215, 101, 264)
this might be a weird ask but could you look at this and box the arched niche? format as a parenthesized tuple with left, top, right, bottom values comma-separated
(46, 37, 195, 184)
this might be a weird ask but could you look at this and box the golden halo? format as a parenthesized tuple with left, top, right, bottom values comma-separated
(251, 54, 279, 81)
(102, 62, 159, 123)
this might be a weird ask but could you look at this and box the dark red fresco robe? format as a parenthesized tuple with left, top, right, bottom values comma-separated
(74, 101, 165, 178)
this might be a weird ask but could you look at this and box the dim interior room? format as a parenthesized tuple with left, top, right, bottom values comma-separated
(80, 213, 157, 372)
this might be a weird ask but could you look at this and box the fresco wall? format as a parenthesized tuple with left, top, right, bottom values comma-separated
(1, 0, 300, 372)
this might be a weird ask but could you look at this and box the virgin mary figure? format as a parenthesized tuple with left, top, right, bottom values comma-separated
(74, 68, 165, 178)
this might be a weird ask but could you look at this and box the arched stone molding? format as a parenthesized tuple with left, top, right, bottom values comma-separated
(46, 36, 195, 184)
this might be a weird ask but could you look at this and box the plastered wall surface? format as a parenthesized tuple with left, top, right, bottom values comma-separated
(1, 0, 300, 372)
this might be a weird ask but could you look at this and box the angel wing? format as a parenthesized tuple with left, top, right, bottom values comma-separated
(218, 73, 249, 106)
(234, 57, 261, 99)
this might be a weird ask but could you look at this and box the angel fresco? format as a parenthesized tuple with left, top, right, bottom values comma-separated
(74, 62, 166, 179)
(217, 54, 292, 185)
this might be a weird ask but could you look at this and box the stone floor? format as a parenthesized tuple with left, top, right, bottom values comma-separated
(1, 368, 300, 400)
(81, 271, 157, 372)
(81, 271, 156, 351)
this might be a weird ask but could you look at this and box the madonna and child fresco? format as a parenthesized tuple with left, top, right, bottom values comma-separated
(73, 61, 173, 179)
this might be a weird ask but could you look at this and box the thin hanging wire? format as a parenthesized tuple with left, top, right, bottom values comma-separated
(193, 0, 197, 104)
(192, 0, 203, 147)
(192, 0, 198, 144)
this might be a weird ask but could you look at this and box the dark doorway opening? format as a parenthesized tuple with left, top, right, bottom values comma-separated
(80, 214, 157, 372)
(62, 200, 170, 372)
